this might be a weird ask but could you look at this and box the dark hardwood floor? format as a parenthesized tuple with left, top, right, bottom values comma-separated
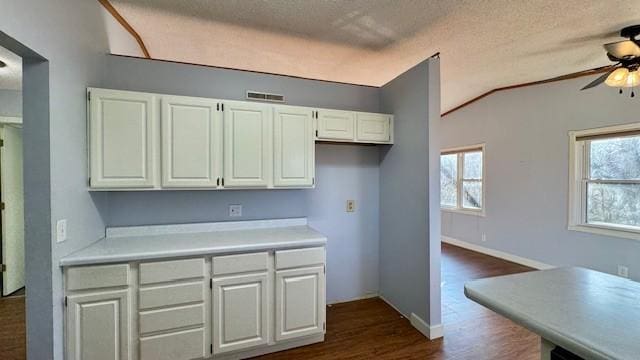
(0, 294, 25, 360)
(0, 244, 537, 360)
(256, 243, 539, 360)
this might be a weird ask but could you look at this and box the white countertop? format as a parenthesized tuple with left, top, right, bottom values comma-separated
(60, 218, 327, 267)
(465, 267, 640, 360)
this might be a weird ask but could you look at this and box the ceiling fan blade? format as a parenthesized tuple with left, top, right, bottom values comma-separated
(580, 67, 618, 90)
(604, 40, 640, 58)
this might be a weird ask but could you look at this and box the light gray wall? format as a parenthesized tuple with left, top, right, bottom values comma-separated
(103, 55, 382, 304)
(103, 55, 380, 111)
(441, 74, 640, 281)
(305, 144, 380, 303)
(426, 58, 442, 326)
(1, 1, 111, 359)
(379, 58, 439, 324)
(0, 89, 22, 116)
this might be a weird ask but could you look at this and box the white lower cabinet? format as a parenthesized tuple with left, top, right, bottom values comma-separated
(65, 289, 131, 360)
(275, 266, 325, 341)
(139, 328, 206, 360)
(212, 273, 269, 354)
(65, 247, 325, 360)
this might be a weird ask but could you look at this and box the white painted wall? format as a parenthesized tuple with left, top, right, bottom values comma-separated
(441, 74, 640, 281)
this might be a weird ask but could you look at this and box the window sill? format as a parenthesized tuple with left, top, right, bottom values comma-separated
(568, 223, 640, 242)
(441, 207, 485, 217)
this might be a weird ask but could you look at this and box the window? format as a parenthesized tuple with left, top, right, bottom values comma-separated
(440, 145, 484, 215)
(569, 124, 640, 240)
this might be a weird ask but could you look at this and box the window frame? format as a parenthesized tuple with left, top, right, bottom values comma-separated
(568, 123, 640, 241)
(440, 143, 486, 217)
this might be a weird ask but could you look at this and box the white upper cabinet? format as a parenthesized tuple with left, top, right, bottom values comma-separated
(66, 289, 130, 360)
(89, 88, 157, 188)
(161, 96, 222, 188)
(274, 105, 315, 188)
(223, 101, 272, 188)
(356, 112, 393, 143)
(316, 109, 355, 141)
(87, 88, 394, 190)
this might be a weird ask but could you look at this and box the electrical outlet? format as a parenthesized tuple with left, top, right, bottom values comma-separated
(618, 265, 629, 278)
(56, 219, 67, 243)
(229, 204, 242, 217)
(346, 200, 355, 212)
(481, 233, 487, 242)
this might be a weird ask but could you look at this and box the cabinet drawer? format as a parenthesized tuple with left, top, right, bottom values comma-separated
(139, 258, 205, 285)
(212, 252, 268, 276)
(140, 327, 205, 360)
(139, 281, 204, 309)
(66, 264, 129, 291)
(276, 247, 325, 270)
(139, 303, 205, 334)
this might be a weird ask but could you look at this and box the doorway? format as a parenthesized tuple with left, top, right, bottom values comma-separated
(0, 44, 24, 298)
(0, 43, 26, 359)
(0, 121, 24, 297)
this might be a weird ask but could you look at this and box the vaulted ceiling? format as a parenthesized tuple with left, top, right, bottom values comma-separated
(106, 0, 640, 112)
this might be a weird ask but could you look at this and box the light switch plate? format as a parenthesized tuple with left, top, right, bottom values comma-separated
(56, 219, 67, 243)
(229, 204, 242, 217)
(346, 200, 355, 212)
(618, 265, 629, 278)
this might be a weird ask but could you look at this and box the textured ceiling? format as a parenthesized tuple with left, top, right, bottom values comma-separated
(107, 0, 640, 112)
(0, 45, 21, 90)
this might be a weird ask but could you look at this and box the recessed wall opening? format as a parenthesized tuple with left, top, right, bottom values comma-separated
(0, 43, 25, 358)
(0, 30, 51, 360)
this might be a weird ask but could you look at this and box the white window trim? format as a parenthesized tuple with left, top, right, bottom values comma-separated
(568, 123, 640, 241)
(440, 143, 486, 217)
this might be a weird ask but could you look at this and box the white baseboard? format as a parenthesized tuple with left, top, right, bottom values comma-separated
(442, 236, 554, 270)
(328, 292, 379, 305)
(378, 294, 406, 317)
(379, 295, 443, 340)
(410, 313, 443, 340)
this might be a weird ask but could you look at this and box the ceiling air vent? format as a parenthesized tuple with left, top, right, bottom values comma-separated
(246, 91, 285, 103)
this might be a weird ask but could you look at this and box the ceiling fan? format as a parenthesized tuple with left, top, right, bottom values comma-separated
(581, 25, 640, 97)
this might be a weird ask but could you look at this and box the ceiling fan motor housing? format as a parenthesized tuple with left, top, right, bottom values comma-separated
(621, 25, 640, 39)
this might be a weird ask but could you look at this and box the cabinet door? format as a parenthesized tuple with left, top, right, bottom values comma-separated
(356, 112, 392, 143)
(161, 96, 222, 188)
(274, 106, 315, 187)
(223, 101, 272, 188)
(212, 273, 269, 354)
(316, 109, 355, 141)
(89, 88, 157, 188)
(275, 266, 325, 342)
(66, 289, 130, 360)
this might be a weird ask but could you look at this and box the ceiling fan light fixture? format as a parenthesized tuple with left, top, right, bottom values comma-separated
(624, 70, 640, 87)
(605, 67, 629, 87)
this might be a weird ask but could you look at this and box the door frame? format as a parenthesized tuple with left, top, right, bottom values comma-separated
(0, 29, 53, 358)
